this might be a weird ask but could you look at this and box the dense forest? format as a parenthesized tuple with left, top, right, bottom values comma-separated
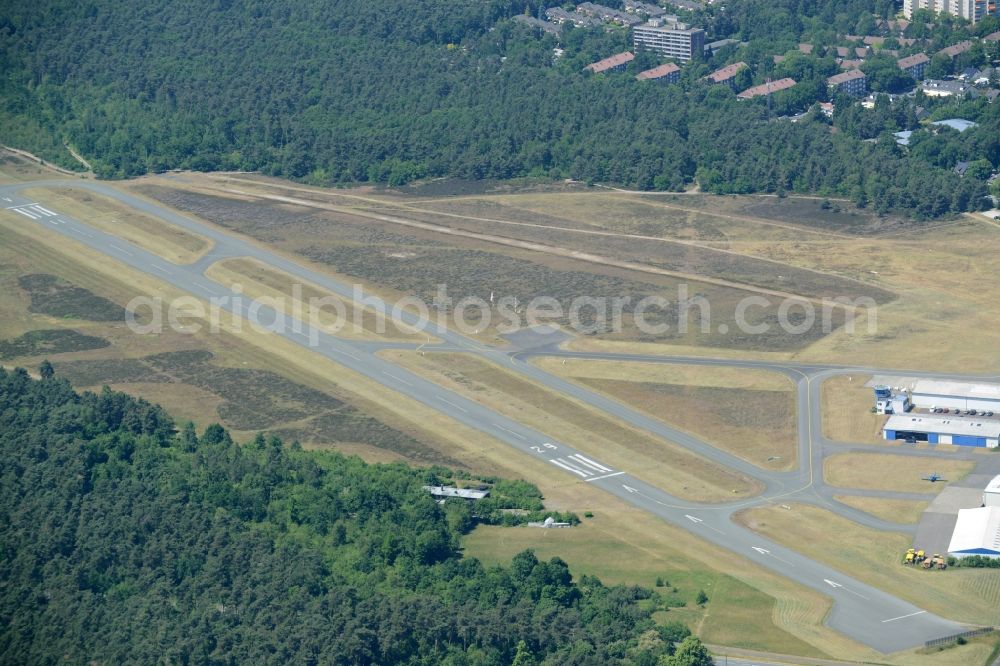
(0, 0, 995, 217)
(0, 365, 713, 665)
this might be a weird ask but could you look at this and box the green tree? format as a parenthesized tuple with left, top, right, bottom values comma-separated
(38, 359, 54, 380)
(659, 636, 714, 666)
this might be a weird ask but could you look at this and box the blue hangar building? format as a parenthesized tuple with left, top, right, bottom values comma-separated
(883, 414, 1000, 448)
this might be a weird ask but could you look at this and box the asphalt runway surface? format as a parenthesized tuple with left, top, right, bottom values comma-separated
(3, 179, 991, 653)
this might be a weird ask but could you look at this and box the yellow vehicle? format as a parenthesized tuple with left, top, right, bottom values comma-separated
(905, 549, 916, 564)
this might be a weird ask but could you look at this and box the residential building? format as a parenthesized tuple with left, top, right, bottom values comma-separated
(939, 40, 973, 58)
(839, 59, 864, 70)
(545, 8, 601, 27)
(736, 77, 796, 99)
(665, 0, 704, 10)
(704, 38, 739, 55)
(513, 15, 562, 36)
(632, 19, 705, 61)
(636, 62, 681, 82)
(985, 31, 1000, 42)
(577, 2, 643, 26)
(827, 69, 868, 95)
(898, 53, 929, 79)
(922, 78, 971, 96)
(798, 43, 814, 54)
(904, 0, 987, 23)
(586, 51, 635, 74)
(623, 0, 667, 17)
(705, 61, 747, 88)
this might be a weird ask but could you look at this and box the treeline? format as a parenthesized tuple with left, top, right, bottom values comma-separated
(0, 0, 990, 217)
(0, 366, 714, 664)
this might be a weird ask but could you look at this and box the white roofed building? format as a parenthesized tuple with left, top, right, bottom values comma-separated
(882, 413, 1000, 447)
(910, 379, 1000, 412)
(984, 475, 1000, 507)
(948, 507, 1000, 558)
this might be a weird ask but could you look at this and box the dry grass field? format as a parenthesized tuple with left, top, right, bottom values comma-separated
(205, 257, 426, 342)
(0, 150, 76, 183)
(821, 374, 886, 443)
(21, 186, 211, 263)
(532, 358, 797, 470)
(823, 452, 976, 493)
(737, 503, 1000, 627)
(381, 350, 762, 502)
(832, 496, 930, 524)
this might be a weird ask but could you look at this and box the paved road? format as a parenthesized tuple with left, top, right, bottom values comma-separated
(1, 180, 983, 653)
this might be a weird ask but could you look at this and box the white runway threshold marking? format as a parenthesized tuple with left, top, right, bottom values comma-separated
(881, 610, 926, 623)
(12, 208, 37, 219)
(585, 471, 624, 482)
(549, 458, 589, 478)
(568, 453, 611, 473)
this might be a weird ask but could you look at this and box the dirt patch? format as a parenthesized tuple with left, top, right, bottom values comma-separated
(0, 329, 110, 360)
(17, 273, 125, 321)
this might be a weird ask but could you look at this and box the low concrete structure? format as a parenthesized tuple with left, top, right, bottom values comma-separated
(423, 485, 490, 500)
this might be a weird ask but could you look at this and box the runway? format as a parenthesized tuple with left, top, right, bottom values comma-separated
(1, 179, 984, 653)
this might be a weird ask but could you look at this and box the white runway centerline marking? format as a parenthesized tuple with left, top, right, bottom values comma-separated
(492, 423, 527, 440)
(109, 243, 134, 257)
(436, 396, 468, 413)
(381, 371, 413, 387)
(151, 264, 172, 275)
(881, 610, 926, 623)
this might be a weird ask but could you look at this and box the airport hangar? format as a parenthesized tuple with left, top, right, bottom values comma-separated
(883, 415, 1000, 447)
(881, 379, 1000, 447)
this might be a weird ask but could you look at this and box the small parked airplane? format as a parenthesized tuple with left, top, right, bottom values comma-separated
(921, 472, 947, 483)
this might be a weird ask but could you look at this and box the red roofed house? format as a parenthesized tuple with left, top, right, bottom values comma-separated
(736, 77, 796, 99)
(939, 41, 972, 58)
(898, 53, 929, 79)
(705, 61, 747, 89)
(636, 62, 681, 83)
(827, 69, 867, 96)
(586, 51, 635, 74)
